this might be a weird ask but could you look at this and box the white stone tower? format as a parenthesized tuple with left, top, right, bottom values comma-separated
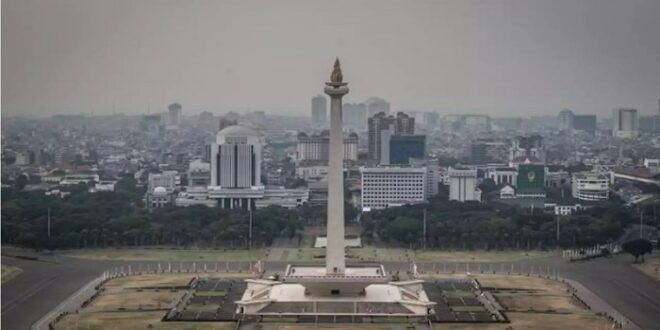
(324, 58, 349, 274)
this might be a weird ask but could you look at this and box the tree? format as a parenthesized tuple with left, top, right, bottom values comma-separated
(622, 239, 654, 263)
(15, 174, 28, 190)
(478, 178, 498, 195)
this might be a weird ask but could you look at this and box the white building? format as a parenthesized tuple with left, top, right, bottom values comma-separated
(361, 167, 426, 211)
(499, 185, 515, 199)
(448, 167, 481, 202)
(296, 131, 358, 162)
(149, 186, 172, 208)
(612, 108, 638, 138)
(148, 172, 177, 194)
(60, 174, 100, 186)
(296, 164, 329, 181)
(410, 158, 440, 197)
(553, 203, 583, 216)
(572, 171, 610, 201)
(485, 167, 517, 186)
(209, 125, 263, 209)
(188, 159, 211, 187)
(90, 180, 116, 193)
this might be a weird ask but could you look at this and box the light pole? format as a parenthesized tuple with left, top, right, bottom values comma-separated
(47, 207, 51, 239)
(640, 210, 644, 239)
(556, 214, 560, 249)
(423, 208, 427, 250)
(249, 210, 253, 250)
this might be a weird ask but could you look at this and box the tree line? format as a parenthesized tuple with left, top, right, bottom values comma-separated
(361, 198, 641, 250)
(1, 179, 302, 250)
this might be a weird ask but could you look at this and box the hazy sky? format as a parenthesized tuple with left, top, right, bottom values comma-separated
(2, 0, 660, 117)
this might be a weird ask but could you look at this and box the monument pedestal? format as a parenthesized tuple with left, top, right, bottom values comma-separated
(283, 264, 387, 296)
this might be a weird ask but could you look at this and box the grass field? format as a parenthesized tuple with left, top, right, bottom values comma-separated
(54, 311, 234, 330)
(497, 294, 580, 312)
(475, 275, 566, 291)
(412, 250, 553, 263)
(55, 273, 248, 330)
(63, 248, 264, 261)
(633, 255, 660, 282)
(427, 273, 613, 329)
(437, 312, 612, 330)
(87, 291, 180, 312)
(1, 264, 23, 284)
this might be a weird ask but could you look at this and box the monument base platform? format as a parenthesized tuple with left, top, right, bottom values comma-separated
(236, 264, 435, 317)
(283, 264, 387, 296)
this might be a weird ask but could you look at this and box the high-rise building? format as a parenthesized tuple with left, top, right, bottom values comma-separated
(388, 135, 426, 165)
(311, 95, 328, 126)
(343, 103, 367, 127)
(209, 125, 263, 209)
(296, 131, 359, 162)
(167, 103, 182, 129)
(448, 167, 480, 202)
(367, 112, 415, 163)
(612, 108, 638, 138)
(142, 115, 162, 138)
(639, 115, 660, 134)
(462, 115, 491, 132)
(361, 167, 427, 210)
(558, 109, 574, 130)
(573, 115, 597, 134)
(509, 135, 545, 166)
(365, 97, 390, 118)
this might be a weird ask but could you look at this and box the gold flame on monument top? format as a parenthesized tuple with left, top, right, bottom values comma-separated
(330, 58, 343, 83)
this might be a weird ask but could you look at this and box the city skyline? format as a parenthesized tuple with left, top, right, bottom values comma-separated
(3, 0, 660, 117)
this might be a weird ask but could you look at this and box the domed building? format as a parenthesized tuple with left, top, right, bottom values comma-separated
(149, 186, 172, 208)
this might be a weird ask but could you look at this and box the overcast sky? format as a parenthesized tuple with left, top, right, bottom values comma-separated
(2, 0, 659, 117)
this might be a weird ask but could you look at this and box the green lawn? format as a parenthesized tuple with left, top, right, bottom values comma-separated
(412, 250, 553, 263)
(451, 305, 488, 312)
(62, 248, 264, 261)
(1, 264, 23, 284)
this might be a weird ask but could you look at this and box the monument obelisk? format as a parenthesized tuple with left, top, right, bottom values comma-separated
(324, 59, 349, 275)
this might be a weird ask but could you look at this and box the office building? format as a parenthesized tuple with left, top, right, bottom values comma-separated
(572, 172, 609, 201)
(462, 114, 491, 132)
(148, 172, 177, 194)
(448, 167, 480, 202)
(188, 159, 211, 187)
(388, 135, 426, 165)
(558, 109, 574, 130)
(361, 167, 427, 210)
(365, 97, 390, 117)
(368, 112, 415, 163)
(167, 103, 182, 129)
(142, 115, 162, 138)
(485, 167, 517, 186)
(343, 102, 367, 127)
(612, 108, 638, 138)
(509, 135, 545, 166)
(573, 115, 597, 134)
(516, 164, 546, 198)
(639, 115, 660, 134)
(208, 125, 263, 209)
(296, 131, 359, 162)
(311, 95, 327, 126)
(410, 158, 441, 197)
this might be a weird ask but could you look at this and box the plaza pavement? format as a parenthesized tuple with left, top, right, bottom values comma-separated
(2, 251, 659, 330)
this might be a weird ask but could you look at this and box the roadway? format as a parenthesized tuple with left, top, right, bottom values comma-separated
(2, 252, 659, 330)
